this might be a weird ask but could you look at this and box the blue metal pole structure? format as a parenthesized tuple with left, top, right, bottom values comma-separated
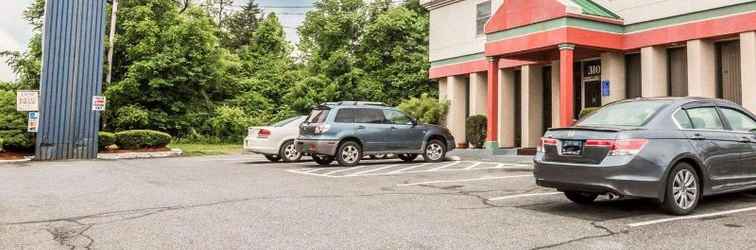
(36, 0, 107, 160)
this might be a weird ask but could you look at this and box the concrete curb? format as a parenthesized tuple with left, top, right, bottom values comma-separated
(0, 157, 33, 164)
(98, 149, 184, 160)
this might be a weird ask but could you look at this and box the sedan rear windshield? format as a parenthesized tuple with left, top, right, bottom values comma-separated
(578, 101, 671, 127)
(306, 109, 330, 123)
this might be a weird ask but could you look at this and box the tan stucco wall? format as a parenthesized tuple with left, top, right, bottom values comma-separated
(498, 69, 516, 148)
(687, 39, 717, 98)
(600, 52, 627, 104)
(641, 46, 669, 97)
(741, 32, 756, 113)
(521, 65, 543, 148)
(593, 0, 751, 25)
(469, 72, 488, 116)
(446, 76, 467, 144)
(428, 0, 501, 62)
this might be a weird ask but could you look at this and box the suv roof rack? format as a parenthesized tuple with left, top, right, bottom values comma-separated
(319, 101, 387, 107)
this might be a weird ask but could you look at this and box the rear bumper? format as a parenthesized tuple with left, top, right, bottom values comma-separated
(243, 138, 278, 155)
(295, 139, 339, 156)
(533, 157, 664, 200)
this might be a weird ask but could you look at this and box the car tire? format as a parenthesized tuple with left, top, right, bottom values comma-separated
(312, 155, 334, 166)
(336, 141, 362, 166)
(264, 154, 281, 162)
(279, 140, 302, 162)
(662, 163, 700, 215)
(398, 154, 418, 162)
(564, 191, 598, 204)
(422, 139, 446, 162)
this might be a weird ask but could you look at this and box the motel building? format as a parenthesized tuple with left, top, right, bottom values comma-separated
(421, 0, 756, 151)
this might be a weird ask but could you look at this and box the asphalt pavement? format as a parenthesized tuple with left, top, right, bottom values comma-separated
(2, 154, 756, 249)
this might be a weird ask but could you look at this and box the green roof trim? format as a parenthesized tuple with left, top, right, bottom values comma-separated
(625, 1, 756, 33)
(486, 17, 623, 42)
(570, 0, 621, 19)
(430, 53, 485, 67)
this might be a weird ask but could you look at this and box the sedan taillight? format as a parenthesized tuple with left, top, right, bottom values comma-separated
(537, 138, 558, 153)
(585, 139, 648, 156)
(257, 129, 271, 138)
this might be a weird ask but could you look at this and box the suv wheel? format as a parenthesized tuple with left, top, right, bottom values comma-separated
(398, 154, 418, 162)
(662, 163, 700, 215)
(312, 155, 334, 166)
(264, 154, 281, 162)
(422, 139, 446, 162)
(564, 191, 598, 204)
(336, 141, 362, 166)
(279, 140, 302, 162)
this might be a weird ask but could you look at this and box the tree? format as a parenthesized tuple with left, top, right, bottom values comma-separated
(357, 0, 434, 105)
(105, 0, 240, 136)
(1, 0, 45, 89)
(221, 0, 263, 51)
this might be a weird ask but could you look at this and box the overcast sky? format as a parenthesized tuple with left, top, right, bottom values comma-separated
(0, 0, 314, 82)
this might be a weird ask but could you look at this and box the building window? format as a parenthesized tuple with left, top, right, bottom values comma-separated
(476, 1, 491, 35)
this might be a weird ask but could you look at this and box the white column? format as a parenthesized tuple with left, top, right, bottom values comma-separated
(469, 72, 488, 116)
(741, 32, 756, 112)
(687, 39, 717, 98)
(521, 65, 543, 148)
(641, 46, 669, 97)
(446, 75, 467, 146)
(551, 61, 561, 128)
(438, 78, 447, 101)
(498, 69, 516, 148)
(600, 52, 627, 104)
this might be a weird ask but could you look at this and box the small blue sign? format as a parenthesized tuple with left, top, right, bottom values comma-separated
(601, 80, 610, 97)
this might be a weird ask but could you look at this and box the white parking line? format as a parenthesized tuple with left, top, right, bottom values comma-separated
(343, 165, 401, 176)
(464, 162, 483, 170)
(387, 163, 430, 174)
(627, 206, 756, 227)
(487, 192, 563, 201)
(427, 161, 461, 171)
(397, 175, 532, 186)
(322, 165, 373, 175)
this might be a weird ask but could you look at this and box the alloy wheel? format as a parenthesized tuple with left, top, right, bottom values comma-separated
(426, 143, 443, 161)
(283, 143, 300, 161)
(672, 169, 698, 210)
(341, 145, 360, 164)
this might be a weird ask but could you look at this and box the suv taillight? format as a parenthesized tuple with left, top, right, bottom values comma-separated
(257, 129, 271, 138)
(314, 124, 331, 134)
(585, 139, 648, 156)
(537, 138, 558, 153)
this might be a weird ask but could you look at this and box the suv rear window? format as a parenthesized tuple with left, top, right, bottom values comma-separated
(334, 108, 356, 123)
(306, 109, 330, 123)
(578, 101, 670, 127)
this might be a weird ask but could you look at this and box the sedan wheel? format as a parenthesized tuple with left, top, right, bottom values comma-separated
(422, 139, 446, 162)
(279, 140, 302, 162)
(662, 163, 700, 215)
(336, 141, 362, 166)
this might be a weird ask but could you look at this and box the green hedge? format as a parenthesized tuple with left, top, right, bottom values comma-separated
(115, 130, 172, 150)
(465, 115, 487, 148)
(98, 132, 116, 150)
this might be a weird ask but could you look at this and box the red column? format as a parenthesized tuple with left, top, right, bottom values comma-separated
(558, 44, 575, 127)
(486, 57, 499, 147)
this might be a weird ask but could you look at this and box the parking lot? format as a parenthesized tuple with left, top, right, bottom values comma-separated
(3, 155, 756, 249)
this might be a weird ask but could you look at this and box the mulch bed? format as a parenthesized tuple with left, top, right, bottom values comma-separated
(0, 151, 31, 161)
(101, 147, 171, 154)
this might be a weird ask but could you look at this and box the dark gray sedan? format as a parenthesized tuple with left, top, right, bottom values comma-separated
(534, 97, 756, 215)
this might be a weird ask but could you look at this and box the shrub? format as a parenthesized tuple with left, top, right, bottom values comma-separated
(579, 107, 601, 119)
(398, 93, 449, 125)
(0, 86, 35, 152)
(112, 105, 151, 131)
(208, 105, 255, 142)
(98, 132, 116, 150)
(115, 130, 172, 150)
(465, 115, 487, 148)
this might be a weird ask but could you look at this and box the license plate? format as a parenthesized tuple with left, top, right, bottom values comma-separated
(561, 140, 583, 156)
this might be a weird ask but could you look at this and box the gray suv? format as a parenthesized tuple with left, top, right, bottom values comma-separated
(295, 101, 455, 166)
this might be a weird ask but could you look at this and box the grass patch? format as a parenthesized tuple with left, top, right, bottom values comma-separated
(168, 143, 242, 157)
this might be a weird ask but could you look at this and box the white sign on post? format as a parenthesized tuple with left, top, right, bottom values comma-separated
(28, 112, 39, 133)
(16, 90, 39, 112)
(92, 96, 107, 111)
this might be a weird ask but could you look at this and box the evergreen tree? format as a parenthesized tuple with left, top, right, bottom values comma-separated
(222, 0, 263, 51)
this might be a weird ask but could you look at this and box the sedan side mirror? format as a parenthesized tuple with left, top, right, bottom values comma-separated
(409, 119, 418, 127)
